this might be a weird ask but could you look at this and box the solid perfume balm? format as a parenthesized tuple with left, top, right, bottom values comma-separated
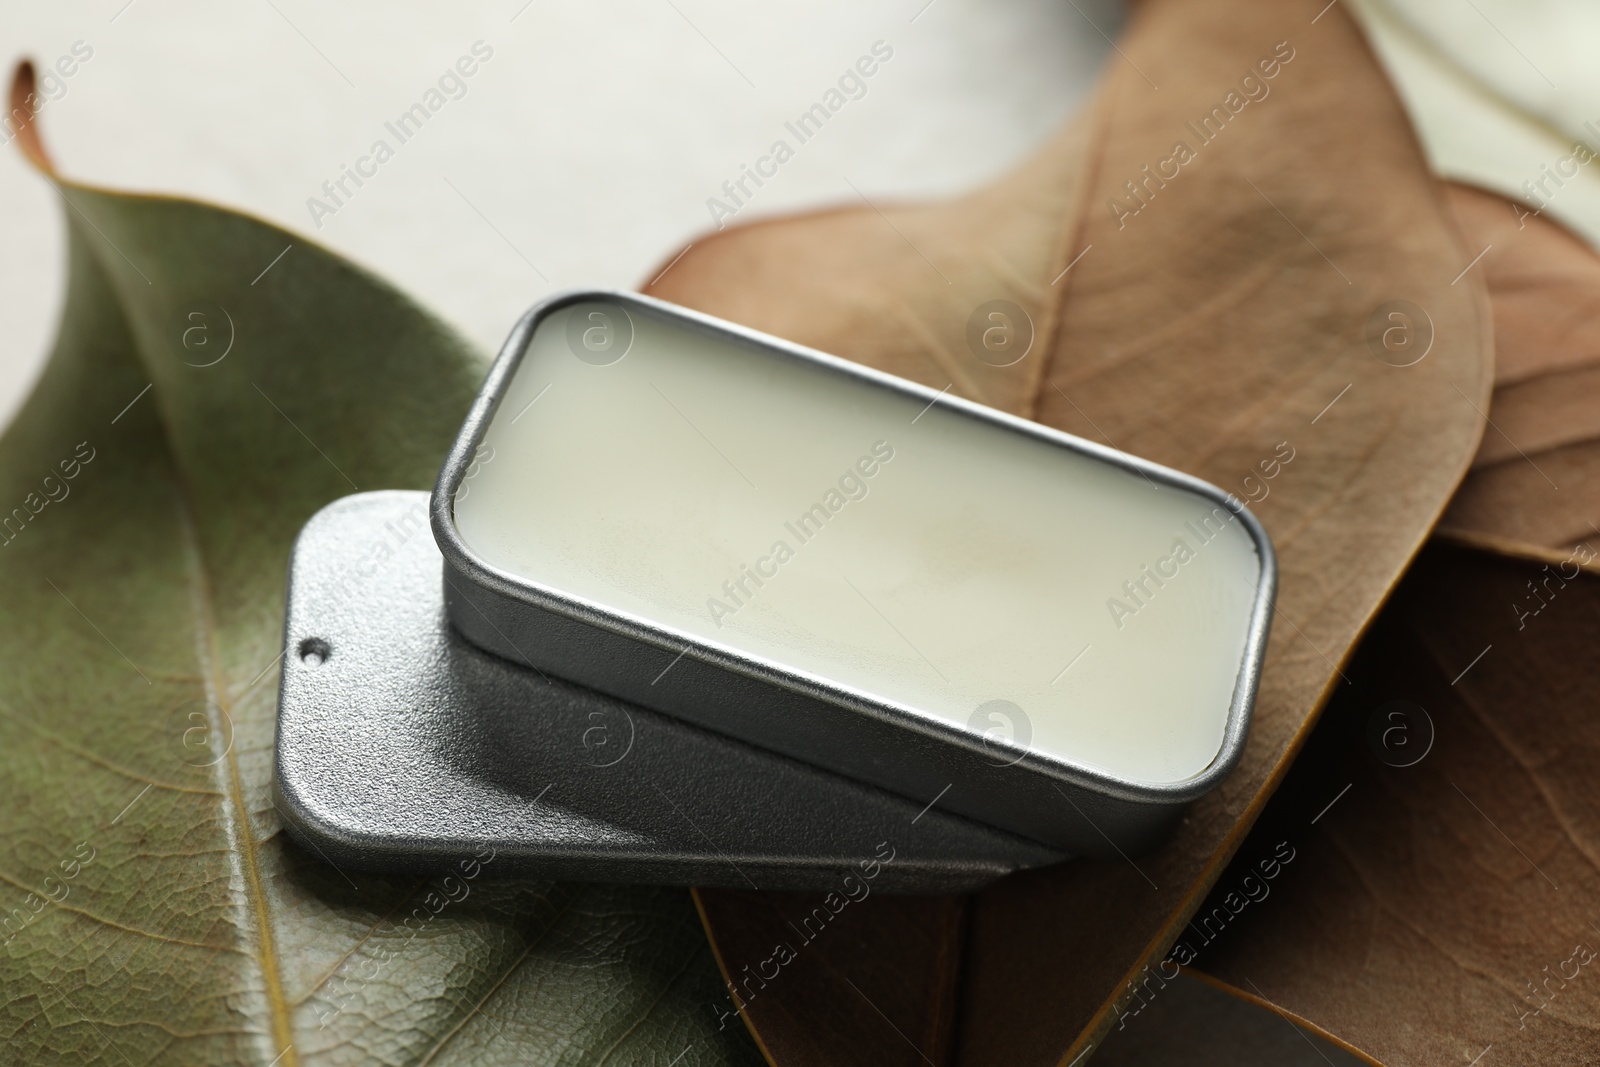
(438, 293, 1274, 853)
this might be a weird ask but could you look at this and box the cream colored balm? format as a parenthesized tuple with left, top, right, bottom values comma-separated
(449, 296, 1272, 812)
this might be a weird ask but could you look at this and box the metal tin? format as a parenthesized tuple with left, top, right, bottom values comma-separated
(272, 491, 1061, 890)
(432, 291, 1277, 856)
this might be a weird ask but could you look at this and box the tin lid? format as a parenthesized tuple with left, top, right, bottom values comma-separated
(273, 491, 1062, 889)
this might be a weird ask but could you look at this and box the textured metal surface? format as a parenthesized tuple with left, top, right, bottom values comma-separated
(432, 290, 1277, 856)
(273, 491, 1063, 891)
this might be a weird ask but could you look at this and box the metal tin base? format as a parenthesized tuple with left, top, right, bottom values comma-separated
(432, 291, 1273, 856)
(272, 492, 1064, 892)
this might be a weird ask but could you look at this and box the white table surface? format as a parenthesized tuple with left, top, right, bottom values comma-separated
(0, 0, 1121, 430)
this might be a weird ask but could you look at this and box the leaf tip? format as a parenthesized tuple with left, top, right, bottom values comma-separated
(8, 60, 56, 173)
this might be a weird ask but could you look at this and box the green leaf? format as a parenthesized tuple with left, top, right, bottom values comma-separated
(0, 63, 759, 1067)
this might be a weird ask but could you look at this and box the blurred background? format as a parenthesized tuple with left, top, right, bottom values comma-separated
(0, 0, 1121, 430)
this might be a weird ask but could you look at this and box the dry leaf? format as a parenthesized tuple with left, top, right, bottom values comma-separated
(651, 0, 1494, 1061)
(693, 891, 966, 1067)
(1438, 183, 1600, 554)
(1092, 970, 1366, 1066)
(1195, 539, 1600, 1066)
(0, 64, 759, 1067)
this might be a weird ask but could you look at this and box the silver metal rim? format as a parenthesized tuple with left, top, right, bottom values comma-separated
(430, 289, 1278, 808)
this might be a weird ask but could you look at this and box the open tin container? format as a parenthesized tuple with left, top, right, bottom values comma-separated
(429, 291, 1273, 857)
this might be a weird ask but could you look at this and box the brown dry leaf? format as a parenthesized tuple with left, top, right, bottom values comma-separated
(693, 891, 967, 1066)
(1194, 540, 1600, 1066)
(1439, 184, 1600, 554)
(1092, 970, 1367, 1066)
(649, 0, 1494, 1062)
